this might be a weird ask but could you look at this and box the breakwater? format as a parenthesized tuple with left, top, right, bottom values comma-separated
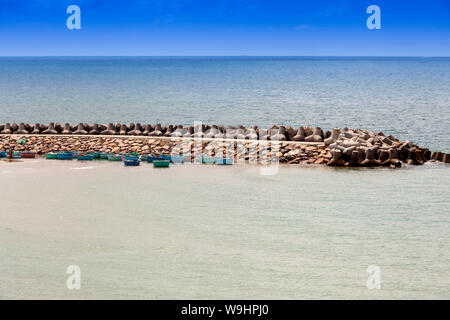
(1, 122, 449, 167)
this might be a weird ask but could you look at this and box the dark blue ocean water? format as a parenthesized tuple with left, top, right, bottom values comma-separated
(0, 57, 449, 151)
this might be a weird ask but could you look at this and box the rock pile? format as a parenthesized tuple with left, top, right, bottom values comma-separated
(0, 122, 330, 142)
(1, 123, 448, 167)
(324, 128, 446, 167)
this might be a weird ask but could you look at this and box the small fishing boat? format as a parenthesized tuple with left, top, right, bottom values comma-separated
(215, 157, 233, 165)
(91, 152, 100, 159)
(21, 151, 36, 159)
(56, 152, 73, 160)
(0, 151, 7, 158)
(140, 154, 152, 162)
(108, 154, 122, 161)
(123, 158, 140, 166)
(77, 153, 94, 161)
(146, 155, 155, 163)
(152, 154, 169, 161)
(120, 153, 139, 160)
(153, 159, 170, 168)
(46, 152, 58, 159)
(201, 155, 215, 164)
(99, 152, 114, 160)
(11, 152, 22, 160)
(171, 155, 185, 164)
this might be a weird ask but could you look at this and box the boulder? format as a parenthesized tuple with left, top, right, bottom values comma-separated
(101, 123, 117, 135)
(89, 124, 100, 135)
(14, 123, 29, 134)
(31, 123, 41, 134)
(443, 153, 450, 164)
(361, 148, 381, 166)
(1, 123, 12, 134)
(73, 123, 88, 135)
(324, 128, 340, 146)
(42, 123, 58, 134)
(62, 123, 73, 134)
(149, 123, 163, 136)
(291, 127, 305, 141)
(327, 149, 345, 166)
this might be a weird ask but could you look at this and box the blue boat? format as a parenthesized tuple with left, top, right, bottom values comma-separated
(157, 154, 172, 161)
(201, 155, 216, 164)
(215, 157, 233, 165)
(0, 151, 7, 158)
(171, 155, 185, 164)
(56, 152, 73, 160)
(124, 158, 140, 166)
(11, 152, 22, 160)
(124, 155, 139, 160)
(147, 154, 171, 163)
(77, 153, 94, 161)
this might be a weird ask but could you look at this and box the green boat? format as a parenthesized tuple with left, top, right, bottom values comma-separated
(122, 152, 139, 158)
(99, 153, 114, 160)
(201, 156, 216, 164)
(11, 152, 22, 159)
(46, 152, 58, 159)
(78, 153, 94, 161)
(153, 160, 170, 168)
(91, 152, 100, 159)
(108, 154, 122, 161)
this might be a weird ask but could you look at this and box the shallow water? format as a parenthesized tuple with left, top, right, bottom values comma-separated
(0, 159, 449, 299)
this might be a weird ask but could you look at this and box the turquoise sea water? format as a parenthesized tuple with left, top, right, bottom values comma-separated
(0, 57, 449, 151)
(0, 57, 449, 299)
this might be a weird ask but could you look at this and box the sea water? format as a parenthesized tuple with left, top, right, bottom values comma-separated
(0, 57, 449, 299)
(0, 57, 449, 151)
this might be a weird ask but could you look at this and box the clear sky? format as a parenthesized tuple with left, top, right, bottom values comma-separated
(0, 0, 449, 56)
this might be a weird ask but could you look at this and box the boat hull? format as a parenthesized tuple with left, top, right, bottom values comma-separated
(108, 155, 122, 161)
(21, 152, 36, 159)
(215, 157, 233, 165)
(124, 159, 140, 166)
(56, 152, 73, 160)
(46, 153, 58, 159)
(153, 160, 170, 168)
(78, 154, 94, 161)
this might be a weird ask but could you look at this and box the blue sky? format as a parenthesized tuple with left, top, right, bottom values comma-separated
(0, 0, 449, 56)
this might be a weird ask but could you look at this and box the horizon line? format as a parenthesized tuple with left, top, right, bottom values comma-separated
(0, 55, 449, 58)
